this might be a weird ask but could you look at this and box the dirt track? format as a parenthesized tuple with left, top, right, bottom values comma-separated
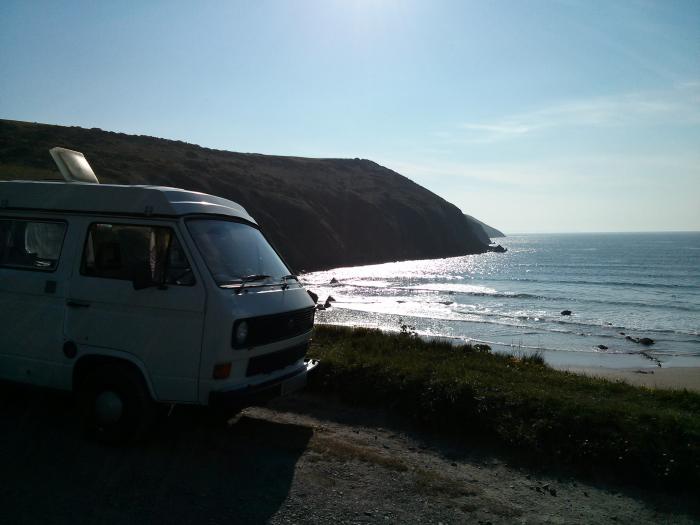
(1, 384, 697, 524)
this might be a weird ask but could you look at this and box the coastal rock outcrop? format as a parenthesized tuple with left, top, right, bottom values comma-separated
(0, 119, 490, 272)
(625, 336, 656, 346)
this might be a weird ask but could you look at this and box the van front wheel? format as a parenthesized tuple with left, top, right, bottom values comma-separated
(80, 364, 155, 445)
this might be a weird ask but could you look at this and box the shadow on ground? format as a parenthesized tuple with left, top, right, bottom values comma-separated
(268, 393, 700, 519)
(0, 383, 311, 525)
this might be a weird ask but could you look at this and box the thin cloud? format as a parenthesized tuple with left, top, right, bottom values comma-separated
(385, 152, 700, 192)
(454, 83, 700, 144)
(460, 122, 536, 136)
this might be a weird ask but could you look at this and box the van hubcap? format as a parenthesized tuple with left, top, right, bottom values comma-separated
(95, 391, 124, 425)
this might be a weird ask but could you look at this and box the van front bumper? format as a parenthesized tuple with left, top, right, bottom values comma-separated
(208, 358, 319, 407)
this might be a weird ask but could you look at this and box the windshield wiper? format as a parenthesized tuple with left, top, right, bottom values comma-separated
(219, 274, 271, 293)
(280, 274, 299, 290)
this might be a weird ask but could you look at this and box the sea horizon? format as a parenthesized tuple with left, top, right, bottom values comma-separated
(499, 230, 700, 236)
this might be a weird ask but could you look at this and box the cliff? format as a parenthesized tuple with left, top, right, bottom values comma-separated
(0, 120, 488, 272)
(464, 214, 506, 241)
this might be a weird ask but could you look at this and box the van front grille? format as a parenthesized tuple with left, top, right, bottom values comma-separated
(233, 306, 315, 348)
(246, 344, 308, 377)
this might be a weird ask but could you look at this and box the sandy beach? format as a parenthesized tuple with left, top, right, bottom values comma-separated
(561, 366, 700, 392)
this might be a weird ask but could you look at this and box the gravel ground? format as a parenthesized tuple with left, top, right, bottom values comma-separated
(0, 385, 697, 525)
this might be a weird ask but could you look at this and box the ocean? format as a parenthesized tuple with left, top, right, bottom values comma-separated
(302, 232, 700, 369)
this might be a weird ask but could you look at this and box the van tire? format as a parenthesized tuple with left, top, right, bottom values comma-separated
(79, 363, 155, 445)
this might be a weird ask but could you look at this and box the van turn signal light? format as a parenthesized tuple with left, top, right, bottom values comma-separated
(212, 362, 232, 380)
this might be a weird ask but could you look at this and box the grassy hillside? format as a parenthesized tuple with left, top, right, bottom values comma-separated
(308, 325, 700, 489)
(0, 120, 487, 272)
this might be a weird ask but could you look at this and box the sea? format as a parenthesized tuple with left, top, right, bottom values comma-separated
(302, 232, 700, 370)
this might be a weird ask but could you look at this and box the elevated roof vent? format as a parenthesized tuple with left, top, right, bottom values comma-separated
(49, 147, 100, 184)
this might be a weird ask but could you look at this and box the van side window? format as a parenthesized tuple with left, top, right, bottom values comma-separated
(0, 219, 66, 271)
(81, 223, 194, 286)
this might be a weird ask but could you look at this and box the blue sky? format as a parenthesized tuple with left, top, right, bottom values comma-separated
(1, 0, 698, 233)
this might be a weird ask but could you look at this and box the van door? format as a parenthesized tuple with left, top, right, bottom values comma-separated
(64, 220, 205, 403)
(0, 217, 71, 388)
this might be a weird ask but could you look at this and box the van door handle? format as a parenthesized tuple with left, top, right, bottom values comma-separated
(66, 299, 91, 308)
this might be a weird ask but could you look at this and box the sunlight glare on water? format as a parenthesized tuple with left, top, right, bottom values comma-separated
(302, 233, 700, 369)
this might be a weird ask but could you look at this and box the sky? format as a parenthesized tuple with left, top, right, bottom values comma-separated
(1, 0, 698, 233)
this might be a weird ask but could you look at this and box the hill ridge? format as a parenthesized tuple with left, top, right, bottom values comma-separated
(0, 119, 488, 272)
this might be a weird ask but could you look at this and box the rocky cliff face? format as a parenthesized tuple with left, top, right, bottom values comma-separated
(464, 214, 506, 241)
(0, 120, 488, 272)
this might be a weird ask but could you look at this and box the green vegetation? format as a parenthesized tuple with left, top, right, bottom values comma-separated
(307, 325, 700, 488)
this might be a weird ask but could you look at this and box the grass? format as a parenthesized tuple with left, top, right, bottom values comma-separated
(309, 434, 409, 472)
(308, 434, 483, 503)
(307, 325, 700, 489)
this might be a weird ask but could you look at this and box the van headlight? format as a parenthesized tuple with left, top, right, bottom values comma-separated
(234, 321, 249, 347)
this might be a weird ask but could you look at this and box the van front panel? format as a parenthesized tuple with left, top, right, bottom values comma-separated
(197, 284, 315, 403)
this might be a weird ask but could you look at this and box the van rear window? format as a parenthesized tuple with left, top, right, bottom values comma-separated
(0, 219, 66, 271)
(81, 223, 194, 286)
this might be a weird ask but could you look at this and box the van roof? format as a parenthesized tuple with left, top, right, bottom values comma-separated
(0, 181, 257, 224)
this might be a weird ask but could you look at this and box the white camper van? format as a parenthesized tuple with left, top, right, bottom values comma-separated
(0, 148, 317, 443)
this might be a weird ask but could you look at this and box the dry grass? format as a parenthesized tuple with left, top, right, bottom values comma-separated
(413, 469, 480, 498)
(309, 434, 408, 472)
(309, 433, 486, 502)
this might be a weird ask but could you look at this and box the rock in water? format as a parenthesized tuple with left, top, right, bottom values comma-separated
(330, 277, 338, 284)
(639, 337, 655, 346)
(324, 297, 333, 308)
(597, 345, 608, 350)
(327, 295, 336, 302)
(561, 310, 572, 316)
(307, 290, 319, 303)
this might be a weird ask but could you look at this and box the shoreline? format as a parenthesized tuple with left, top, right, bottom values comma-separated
(315, 321, 700, 385)
(560, 365, 700, 392)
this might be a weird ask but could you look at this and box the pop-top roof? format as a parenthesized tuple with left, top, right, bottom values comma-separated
(0, 181, 257, 224)
(49, 147, 100, 184)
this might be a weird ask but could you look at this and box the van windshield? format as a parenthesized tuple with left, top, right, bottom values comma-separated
(186, 219, 291, 286)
